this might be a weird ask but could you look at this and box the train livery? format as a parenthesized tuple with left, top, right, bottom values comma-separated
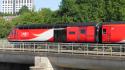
(7, 22, 125, 43)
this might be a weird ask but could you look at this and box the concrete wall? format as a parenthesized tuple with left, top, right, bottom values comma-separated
(0, 62, 32, 70)
(0, 51, 124, 70)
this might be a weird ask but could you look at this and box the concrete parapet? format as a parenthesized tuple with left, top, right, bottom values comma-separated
(30, 56, 56, 70)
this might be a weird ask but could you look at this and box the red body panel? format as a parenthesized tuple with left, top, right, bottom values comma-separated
(66, 26, 95, 42)
(86, 26, 95, 42)
(79, 27, 86, 42)
(102, 26, 111, 43)
(66, 27, 79, 42)
(8, 29, 17, 41)
(8, 29, 54, 42)
(102, 24, 125, 43)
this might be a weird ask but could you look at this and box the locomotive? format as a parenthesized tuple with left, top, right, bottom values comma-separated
(7, 22, 125, 44)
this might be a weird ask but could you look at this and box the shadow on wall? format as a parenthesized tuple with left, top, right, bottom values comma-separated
(57, 67, 89, 70)
(0, 62, 33, 70)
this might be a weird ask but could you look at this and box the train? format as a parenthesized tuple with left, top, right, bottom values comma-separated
(7, 22, 125, 44)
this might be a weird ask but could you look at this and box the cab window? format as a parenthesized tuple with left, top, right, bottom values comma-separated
(80, 29, 86, 34)
(69, 32, 75, 34)
(103, 29, 106, 34)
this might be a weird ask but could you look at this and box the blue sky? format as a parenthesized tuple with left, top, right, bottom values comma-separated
(0, 0, 62, 11)
(34, 0, 62, 11)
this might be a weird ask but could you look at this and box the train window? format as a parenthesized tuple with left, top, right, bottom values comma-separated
(80, 29, 86, 34)
(103, 29, 106, 34)
(69, 32, 75, 34)
(11, 30, 16, 35)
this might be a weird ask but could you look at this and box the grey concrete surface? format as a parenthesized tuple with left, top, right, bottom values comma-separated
(0, 51, 124, 70)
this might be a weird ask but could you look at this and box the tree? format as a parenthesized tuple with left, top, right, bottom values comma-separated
(18, 5, 31, 15)
(59, 0, 78, 16)
(58, 0, 125, 22)
(0, 18, 13, 38)
(37, 8, 54, 23)
(58, 0, 105, 22)
(58, 0, 81, 22)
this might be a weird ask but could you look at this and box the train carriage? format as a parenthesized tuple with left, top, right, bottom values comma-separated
(8, 22, 125, 44)
(102, 22, 125, 43)
(66, 26, 96, 42)
(8, 23, 97, 43)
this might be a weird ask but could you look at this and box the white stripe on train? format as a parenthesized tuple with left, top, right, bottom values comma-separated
(29, 29, 54, 41)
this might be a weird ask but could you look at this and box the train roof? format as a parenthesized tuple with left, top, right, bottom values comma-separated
(16, 22, 97, 29)
(102, 21, 125, 25)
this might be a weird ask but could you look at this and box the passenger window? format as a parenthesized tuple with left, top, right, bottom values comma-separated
(103, 29, 106, 34)
(69, 32, 75, 34)
(80, 29, 86, 34)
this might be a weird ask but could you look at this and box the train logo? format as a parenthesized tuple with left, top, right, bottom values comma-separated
(21, 32, 29, 37)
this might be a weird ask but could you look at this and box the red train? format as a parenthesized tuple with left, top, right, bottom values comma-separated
(7, 22, 125, 43)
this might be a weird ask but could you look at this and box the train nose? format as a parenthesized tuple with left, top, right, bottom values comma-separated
(7, 35, 13, 41)
(7, 35, 11, 40)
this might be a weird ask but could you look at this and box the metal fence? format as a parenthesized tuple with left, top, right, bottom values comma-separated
(0, 39, 125, 57)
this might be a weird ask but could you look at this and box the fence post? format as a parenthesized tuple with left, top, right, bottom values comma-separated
(23, 43, 25, 52)
(19, 43, 21, 51)
(47, 43, 49, 53)
(2, 40, 5, 51)
(87, 44, 88, 55)
(110, 46, 112, 56)
(83, 44, 85, 55)
(34, 43, 36, 53)
(2, 40, 4, 49)
(96, 44, 98, 55)
(120, 45, 122, 57)
(72, 43, 74, 54)
(11, 42, 14, 52)
(45, 43, 48, 52)
(58, 43, 60, 53)
(103, 44, 104, 56)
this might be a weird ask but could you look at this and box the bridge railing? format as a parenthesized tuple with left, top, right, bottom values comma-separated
(0, 39, 125, 57)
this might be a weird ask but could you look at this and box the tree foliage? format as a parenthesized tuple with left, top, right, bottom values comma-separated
(59, 0, 125, 22)
(37, 8, 54, 23)
(18, 5, 31, 15)
(0, 18, 12, 38)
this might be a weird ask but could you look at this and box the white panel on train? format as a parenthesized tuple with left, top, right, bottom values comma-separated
(29, 29, 54, 41)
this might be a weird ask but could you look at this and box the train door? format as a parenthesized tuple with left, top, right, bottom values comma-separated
(54, 29, 66, 42)
(14, 29, 18, 41)
(86, 26, 95, 42)
(10, 28, 18, 41)
(66, 27, 79, 42)
(102, 26, 111, 43)
(79, 27, 86, 42)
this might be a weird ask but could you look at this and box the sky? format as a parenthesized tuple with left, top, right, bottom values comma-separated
(34, 0, 62, 11)
(0, 0, 62, 11)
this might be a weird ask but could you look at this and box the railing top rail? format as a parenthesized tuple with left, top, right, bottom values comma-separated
(0, 40, 125, 57)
